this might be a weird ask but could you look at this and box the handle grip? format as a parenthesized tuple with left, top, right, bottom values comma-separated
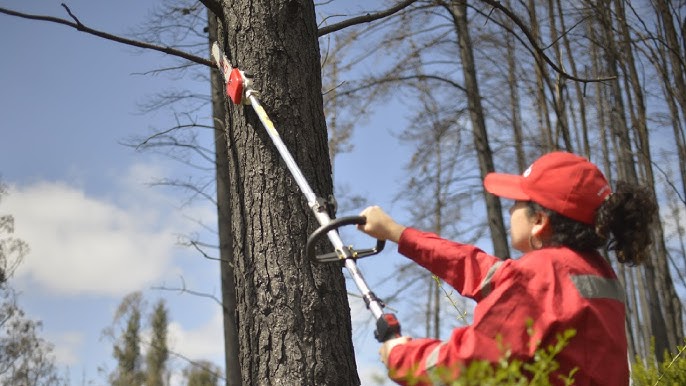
(375, 313, 402, 342)
(306, 216, 385, 263)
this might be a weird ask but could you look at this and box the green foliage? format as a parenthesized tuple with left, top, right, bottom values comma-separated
(631, 340, 686, 386)
(108, 292, 145, 386)
(183, 360, 222, 386)
(0, 185, 65, 385)
(451, 329, 577, 386)
(146, 300, 169, 386)
(395, 329, 578, 386)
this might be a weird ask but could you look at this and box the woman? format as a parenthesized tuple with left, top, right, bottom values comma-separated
(357, 151, 656, 386)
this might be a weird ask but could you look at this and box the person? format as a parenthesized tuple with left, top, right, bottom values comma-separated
(356, 151, 657, 386)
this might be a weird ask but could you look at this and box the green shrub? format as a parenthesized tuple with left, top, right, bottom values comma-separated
(450, 329, 577, 386)
(387, 332, 686, 385)
(394, 329, 578, 386)
(631, 340, 686, 386)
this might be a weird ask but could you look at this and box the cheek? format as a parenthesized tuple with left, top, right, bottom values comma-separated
(509, 213, 532, 249)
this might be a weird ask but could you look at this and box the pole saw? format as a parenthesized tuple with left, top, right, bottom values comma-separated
(210, 43, 401, 342)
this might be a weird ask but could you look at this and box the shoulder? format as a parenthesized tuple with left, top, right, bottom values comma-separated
(511, 247, 586, 282)
(514, 247, 619, 286)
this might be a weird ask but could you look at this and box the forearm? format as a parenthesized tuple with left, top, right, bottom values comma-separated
(398, 228, 503, 299)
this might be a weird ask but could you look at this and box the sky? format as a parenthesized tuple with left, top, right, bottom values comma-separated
(0, 1, 420, 385)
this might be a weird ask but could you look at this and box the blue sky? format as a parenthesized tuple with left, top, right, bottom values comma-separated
(0, 1, 423, 384)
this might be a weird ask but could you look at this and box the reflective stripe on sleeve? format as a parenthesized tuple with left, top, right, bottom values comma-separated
(477, 261, 503, 299)
(425, 342, 446, 370)
(569, 274, 625, 303)
(425, 342, 448, 385)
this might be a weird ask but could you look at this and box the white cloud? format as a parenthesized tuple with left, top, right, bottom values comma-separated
(167, 308, 224, 362)
(358, 362, 391, 386)
(1, 166, 213, 296)
(49, 331, 84, 367)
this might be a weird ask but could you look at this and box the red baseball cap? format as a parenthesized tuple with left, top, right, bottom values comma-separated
(483, 152, 612, 224)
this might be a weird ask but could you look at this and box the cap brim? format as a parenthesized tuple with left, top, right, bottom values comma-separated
(483, 173, 530, 201)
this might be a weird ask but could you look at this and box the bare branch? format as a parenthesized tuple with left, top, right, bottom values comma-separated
(152, 276, 224, 308)
(187, 239, 231, 264)
(318, 0, 422, 37)
(475, 0, 615, 83)
(337, 73, 466, 99)
(0, 5, 213, 68)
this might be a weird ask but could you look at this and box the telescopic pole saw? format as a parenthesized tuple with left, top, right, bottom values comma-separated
(211, 42, 401, 342)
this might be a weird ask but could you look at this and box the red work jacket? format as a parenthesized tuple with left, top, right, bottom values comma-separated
(387, 228, 629, 386)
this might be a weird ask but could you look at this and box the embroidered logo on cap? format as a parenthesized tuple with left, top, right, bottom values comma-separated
(523, 165, 533, 178)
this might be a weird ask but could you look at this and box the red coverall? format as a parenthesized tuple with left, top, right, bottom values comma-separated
(387, 228, 629, 386)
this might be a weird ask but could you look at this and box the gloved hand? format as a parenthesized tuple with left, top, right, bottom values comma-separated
(379, 336, 412, 366)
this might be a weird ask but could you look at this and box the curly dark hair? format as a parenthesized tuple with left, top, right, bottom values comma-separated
(525, 181, 657, 265)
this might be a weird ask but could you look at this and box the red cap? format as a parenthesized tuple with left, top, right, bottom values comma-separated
(483, 152, 612, 224)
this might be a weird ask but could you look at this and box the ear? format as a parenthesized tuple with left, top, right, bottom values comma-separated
(531, 211, 551, 238)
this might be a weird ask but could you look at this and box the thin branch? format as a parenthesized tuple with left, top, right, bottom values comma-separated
(185, 239, 230, 264)
(542, 14, 591, 51)
(131, 63, 197, 76)
(476, 0, 615, 83)
(134, 123, 214, 149)
(0, 4, 213, 68)
(141, 335, 226, 381)
(153, 276, 224, 308)
(318, 0, 422, 37)
(337, 73, 467, 99)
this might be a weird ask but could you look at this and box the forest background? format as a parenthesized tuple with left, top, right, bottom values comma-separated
(0, 0, 685, 385)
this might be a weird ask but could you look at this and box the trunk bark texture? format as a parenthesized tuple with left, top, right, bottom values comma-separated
(217, 1, 359, 384)
(208, 11, 242, 386)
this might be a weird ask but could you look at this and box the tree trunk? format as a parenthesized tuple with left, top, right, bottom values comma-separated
(614, 0, 683, 353)
(557, 0, 591, 157)
(208, 11, 242, 386)
(503, 0, 526, 171)
(654, 0, 686, 213)
(655, 0, 686, 119)
(546, 0, 572, 151)
(588, 15, 647, 358)
(445, 0, 510, 259)
(595, 0, 671, 360)
(217, 1, 359, 384)
(526, 0, 554, 152)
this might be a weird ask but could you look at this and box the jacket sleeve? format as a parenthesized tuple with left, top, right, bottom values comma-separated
(398, 227, 503, 301)
(385, 272, 540, 386)
(386, 323, 524, 385)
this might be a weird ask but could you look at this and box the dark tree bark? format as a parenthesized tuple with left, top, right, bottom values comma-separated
(217, 0, 359, 384)
(208, 11, 242, 386)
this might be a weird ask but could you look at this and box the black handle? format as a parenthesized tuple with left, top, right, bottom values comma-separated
(375, 313, 402, 342)
(306, 216, 385, 263)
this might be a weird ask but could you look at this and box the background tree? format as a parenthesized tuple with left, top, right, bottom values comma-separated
(0, 184, 64, 385)
(107, 292, 144, 386)
(146, 299, 169, 386)
(184, 360, 222, 386)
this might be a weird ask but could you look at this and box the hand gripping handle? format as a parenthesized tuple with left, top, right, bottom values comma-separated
(375, 313, 402, 342)
(306, 216, 385, 263)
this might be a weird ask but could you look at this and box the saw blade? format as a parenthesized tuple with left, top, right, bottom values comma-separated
(210, 42, 232, 83)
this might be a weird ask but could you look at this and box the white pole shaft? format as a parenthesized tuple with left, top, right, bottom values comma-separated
(247, 93, 383, 319)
